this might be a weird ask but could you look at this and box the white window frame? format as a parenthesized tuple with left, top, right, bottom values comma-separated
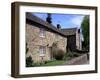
(39, 46, 46, 56)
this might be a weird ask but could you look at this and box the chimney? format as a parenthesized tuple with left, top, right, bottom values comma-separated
(78, 29, 80, 33)
(46, 13, 52, 24)
(57, 24, 61, 29)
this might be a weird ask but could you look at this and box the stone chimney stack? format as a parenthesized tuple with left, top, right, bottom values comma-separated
(57, 24, 61, 29)
(46, 13, 52, 24)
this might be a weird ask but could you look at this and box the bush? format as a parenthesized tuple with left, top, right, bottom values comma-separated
(65, 52, 80, 60)
(26, 56, 33, 67)
(53, 49, 65, 60)
(66, 51, 74, 58)
(73, 53, 79, 57)
(51, 42, 65, 60)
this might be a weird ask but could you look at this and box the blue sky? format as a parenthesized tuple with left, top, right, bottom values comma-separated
(33, 13, 85, 29)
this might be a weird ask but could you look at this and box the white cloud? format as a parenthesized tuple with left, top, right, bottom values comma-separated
(71, 16, 84, 28)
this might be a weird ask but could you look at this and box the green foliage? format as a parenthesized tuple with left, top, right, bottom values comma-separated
(73, 52, 80, 57)
(81, 16, 89, 51)
(53, 49, 65, 60)
(51, 42, 65, 60)
(66, 51, 74, 58)
(26, 56, 33, 67)
(64, 51, 80, 61)
(32, 62, 41, 67)
(42, 60, 65, 66)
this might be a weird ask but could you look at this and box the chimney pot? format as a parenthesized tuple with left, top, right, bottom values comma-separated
(46, 13, 52, 24)
(57, 24, 61, 29)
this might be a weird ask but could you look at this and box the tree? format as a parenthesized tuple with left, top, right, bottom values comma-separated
(81, 15, 89, 51)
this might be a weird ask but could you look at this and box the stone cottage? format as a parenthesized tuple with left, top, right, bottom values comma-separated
(26, 13, 67, 63)
(26, 12, 82, 63)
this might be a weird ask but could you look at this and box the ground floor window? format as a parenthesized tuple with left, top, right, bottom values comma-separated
(39, 46, 46, 56)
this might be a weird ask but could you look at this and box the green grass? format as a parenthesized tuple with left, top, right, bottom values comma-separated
(29, 52, 82, 67)
(40, 60, 65, 66)
(34, 60, 65, 67)
(43, 60, 65, 66)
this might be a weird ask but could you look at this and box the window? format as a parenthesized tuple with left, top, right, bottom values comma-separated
(39, 46, 46, 56)
(39, 28, 46, 38)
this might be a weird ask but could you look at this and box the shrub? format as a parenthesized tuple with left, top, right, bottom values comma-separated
(53, 49, 65, 60)
(65, 52, 80, 60)
(51, 42, 65, 60)
(26, 56, 33, 67)
(73, 53, 79, 57)
(66, 51, 74, 58)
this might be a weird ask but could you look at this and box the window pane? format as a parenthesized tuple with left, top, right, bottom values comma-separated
(39, 46, 46, 54)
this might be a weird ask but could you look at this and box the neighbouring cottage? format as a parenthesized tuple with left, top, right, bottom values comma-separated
(61, 28, 82, 51)
(26, 12, 82, 63)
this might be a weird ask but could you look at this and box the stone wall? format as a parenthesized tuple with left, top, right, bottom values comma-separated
(76, 29, 82, 50)
(26, 23, 67, 63)
(67, 35, 76, 51)
(66, 29, 82, 51)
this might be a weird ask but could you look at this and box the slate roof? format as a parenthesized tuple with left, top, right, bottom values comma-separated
(26, 12, 77, 37)
(61, 28, 77, 36)
(26, 12, 67, 37)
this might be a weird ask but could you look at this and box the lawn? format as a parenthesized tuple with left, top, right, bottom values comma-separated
(31, 60, 66, 67)
(26, 52, 83, 67)
(31, 53, 81, 67)
(41, 60, 65, 66)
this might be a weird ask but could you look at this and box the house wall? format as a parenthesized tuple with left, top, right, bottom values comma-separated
(67, 35, 76, 51)
(67, 29, 82, 51)
(26, 23, 67, 63)
(76, 29, 82, 50)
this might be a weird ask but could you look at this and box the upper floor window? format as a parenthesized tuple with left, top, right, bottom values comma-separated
(39, 28, 46, 38)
